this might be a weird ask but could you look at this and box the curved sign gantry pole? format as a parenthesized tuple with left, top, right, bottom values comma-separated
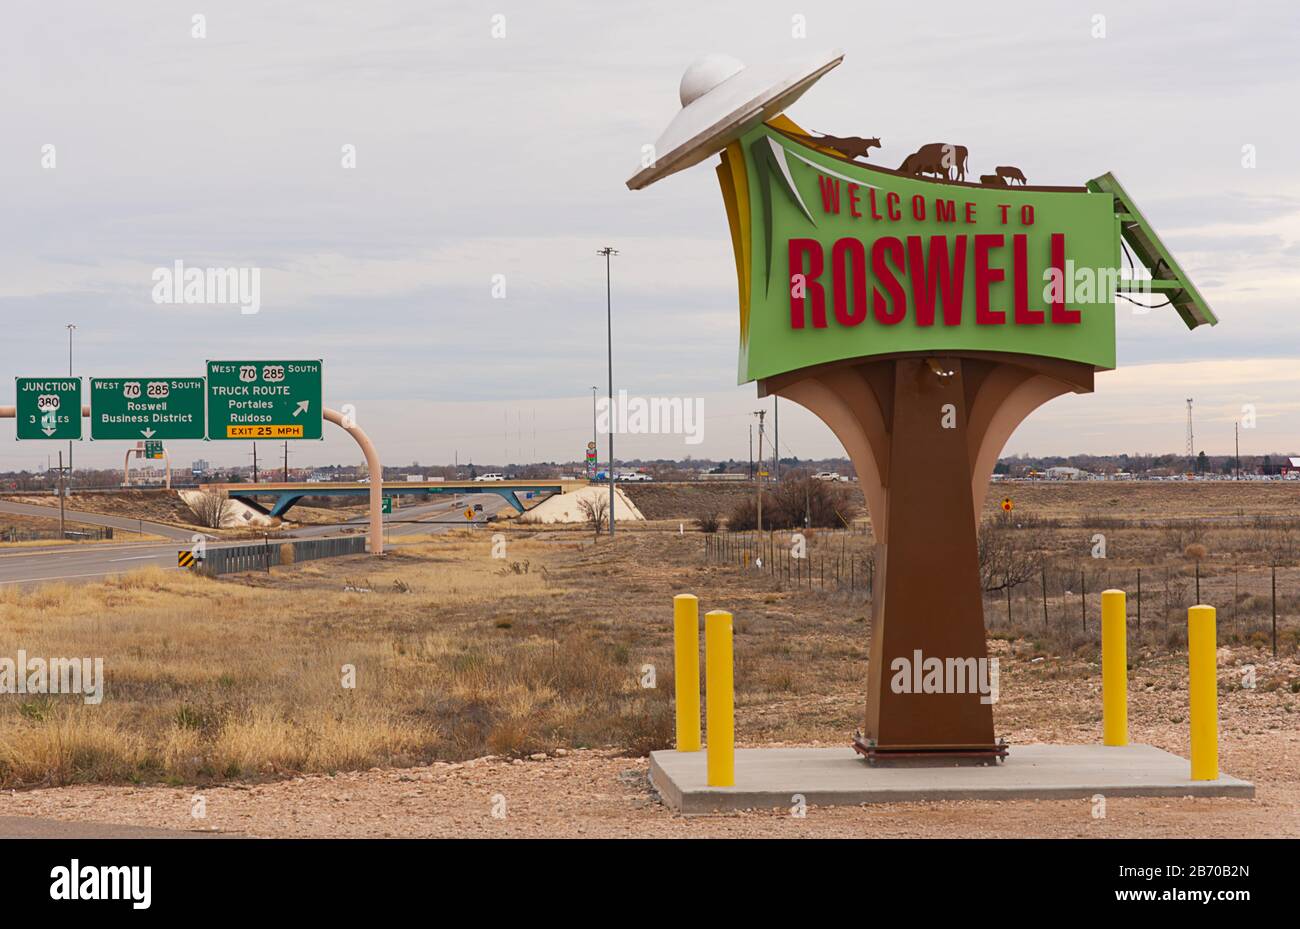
(324, 407, 384, 555)
(629, 51, 1215, 764)
(1, 404, 384, 555)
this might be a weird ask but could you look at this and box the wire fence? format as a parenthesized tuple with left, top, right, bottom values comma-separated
(701, 528, 1297, 657)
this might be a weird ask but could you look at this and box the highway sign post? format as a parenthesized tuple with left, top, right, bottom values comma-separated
(90, 377, 205, 441)
(206, 361, 322, 440)
(15, 378, 81, 440)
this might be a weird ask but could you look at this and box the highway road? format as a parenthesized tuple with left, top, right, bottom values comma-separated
(0, 493, 511, 587)
(0, 499, 194, 541)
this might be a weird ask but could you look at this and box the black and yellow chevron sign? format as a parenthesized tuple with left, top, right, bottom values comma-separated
(178, 550, 196, 568)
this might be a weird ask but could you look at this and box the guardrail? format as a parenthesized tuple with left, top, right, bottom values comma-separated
(198, 535, 367, 576)
(2, 526, 113, 542)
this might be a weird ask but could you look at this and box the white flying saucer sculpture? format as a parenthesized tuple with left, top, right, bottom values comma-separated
(625, 49, 844, 191)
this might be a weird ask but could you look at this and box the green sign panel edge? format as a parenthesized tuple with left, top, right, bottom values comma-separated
(89, 377, 207, 441)
(205, 360, 324, 441)
(14, 377, 82, 441)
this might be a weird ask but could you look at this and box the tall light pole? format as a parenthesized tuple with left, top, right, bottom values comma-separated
(598, 246, 618, 536)
(66, 324, 75, 486)
(591, 386, 598, 477)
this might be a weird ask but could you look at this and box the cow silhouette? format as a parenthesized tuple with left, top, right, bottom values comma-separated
(979, 174, 1007, 187)
(790, 131, 882, 162)
(996, 166, 1027, 185)
(900, 142, 969, 181)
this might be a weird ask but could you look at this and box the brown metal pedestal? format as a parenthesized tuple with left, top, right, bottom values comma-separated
(760, 351, 1094, 762)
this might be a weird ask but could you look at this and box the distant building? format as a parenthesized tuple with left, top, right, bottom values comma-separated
(1044, 466, 1085, 480)
(192, 459, 211, 474)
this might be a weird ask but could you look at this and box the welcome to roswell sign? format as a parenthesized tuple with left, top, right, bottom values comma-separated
(723, 123, 1121, 384)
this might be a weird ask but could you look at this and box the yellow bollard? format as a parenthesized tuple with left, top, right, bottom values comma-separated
(1101, 589, 1128, 746)
(705, 610, 734, 787)
(672, 594, 701, 752)
(1188, 604, 1219, 780)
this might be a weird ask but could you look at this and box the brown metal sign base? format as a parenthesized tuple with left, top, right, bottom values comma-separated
(853, 734, 1009, 768)
(762, 353, 1094, 757)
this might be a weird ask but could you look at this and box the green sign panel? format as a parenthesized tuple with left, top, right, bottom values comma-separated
(381, 497, 392, 514)
(730, 125, 1119, 384)
(144, 439, 164, 459)
(15, 377, 81, 440)
(90, 377, 206, 441)
(206, 360, 322, 440)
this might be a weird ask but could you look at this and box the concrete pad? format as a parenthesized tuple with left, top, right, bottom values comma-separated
(649, 744, 1254, 813)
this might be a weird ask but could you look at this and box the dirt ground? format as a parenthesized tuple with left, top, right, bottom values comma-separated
(0, 499, 1296, 836)
(2, 734, 1293, 838)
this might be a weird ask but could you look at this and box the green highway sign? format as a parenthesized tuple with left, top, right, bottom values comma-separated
(90, 377, 206, 441)
(381, 497, 392, 514)
(15, 377, 82, 440)
(206, 360, 323, 440)
(144, 439, 164, 459)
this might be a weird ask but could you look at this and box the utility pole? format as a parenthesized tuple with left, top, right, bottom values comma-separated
(251, 442, 259, 484)
(598, 246, 618, 536)
(66, 323, 75, 487)
(50, 450, 67, 537)
(1185, 398, 1194, 473)
(773, 397, 780, 483)
(283, 441, 290, 482)
(1234, 422, 1240, 480)
(748, 424, 753, 479)
(754, 409, 766, 533)
(591, 386, 598, 477)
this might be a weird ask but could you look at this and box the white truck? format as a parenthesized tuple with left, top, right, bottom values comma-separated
(813, 471, 843, 482)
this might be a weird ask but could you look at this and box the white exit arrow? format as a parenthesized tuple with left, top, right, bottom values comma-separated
(42, 424, 56, 436)
(292, 400, 310, 417)
(141, 428, 156, 438)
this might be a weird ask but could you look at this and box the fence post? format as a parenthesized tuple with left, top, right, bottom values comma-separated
(1041, 565, 1048, 627)
(705, 610, 734, 787)
(1272, 565, 1278, 658)
(1188, 604, 1218, 780)
(1081, 570, 1087, 632)
(1101, 589, 1128, 746)
(1136, 567, 1142, 632)
(673, 594, 701, 752)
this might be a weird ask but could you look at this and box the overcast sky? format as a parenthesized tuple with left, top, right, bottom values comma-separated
(2, 0, 1297, 472)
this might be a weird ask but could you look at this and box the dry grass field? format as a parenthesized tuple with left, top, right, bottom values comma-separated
(0, 482, 1297, 836)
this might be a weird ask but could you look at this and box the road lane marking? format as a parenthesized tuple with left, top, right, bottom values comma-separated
(0, 567, 179, 586)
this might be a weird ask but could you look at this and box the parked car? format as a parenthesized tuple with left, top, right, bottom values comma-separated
(474, 473, 505, 482)
(813, 471, 843, 482)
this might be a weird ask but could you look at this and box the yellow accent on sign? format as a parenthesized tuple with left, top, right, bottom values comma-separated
(1001, 498, 1014, 512)
(464, 508, 474, 521)
(226, 424, 305, 439)
(178, 550, 196, 568)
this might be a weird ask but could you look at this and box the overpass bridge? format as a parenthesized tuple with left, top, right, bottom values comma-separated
(200, 480, 588, 519)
